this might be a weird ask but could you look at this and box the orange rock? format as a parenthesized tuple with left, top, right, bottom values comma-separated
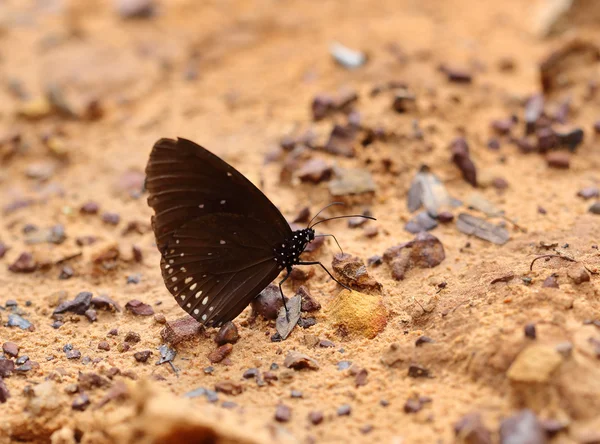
(327, 289, 387, 339)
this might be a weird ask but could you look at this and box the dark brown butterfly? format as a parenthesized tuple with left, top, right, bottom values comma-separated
(145, 138, 374, 327)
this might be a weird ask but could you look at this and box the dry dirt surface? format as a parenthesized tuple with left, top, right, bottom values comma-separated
(1, 0, 600, 443)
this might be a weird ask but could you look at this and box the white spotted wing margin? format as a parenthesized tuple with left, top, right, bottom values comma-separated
(145, 137, 292, 326)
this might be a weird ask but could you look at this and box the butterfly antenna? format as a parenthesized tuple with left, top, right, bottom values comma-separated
(310, 214, 376, 229)
(315, 234, 344, 255)
(306, 202, 346, 228)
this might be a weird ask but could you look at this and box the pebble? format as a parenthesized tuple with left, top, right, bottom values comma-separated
(134, 350, 152, 363)
(208, 344, 233, 364)
(2, 342, 19, 358)
(364, 225, 379, 238)
(337, 404, 352, 416)
(251, 285, 284, 320)
(80, 201, 99, 214)
(546, 151, 570, 169)
(58, 266, 74, 280)
(297, 159, 333, 184)
(124, 331, 141, 344)
(589, 202, 600, 215)
(450, 137, 477, 186)
(8, 252, 38, 273)
(72, 393, 90, 411)
(331, 254, 382, 292)
(415, 336, 434, 347)
(330, 42, 366, 69)
(499, 409, 546, 444)
(454, 412, 492, 444)
(542, 274, 559, 288)
(85, 309, 97, 323)
(116, 0, 155, 19)
(327, 289, 387, 339)
(408, 364, 430, 378)
(125, 299, 154, 316)
(53, 291, 93, 316)
(0, 379, 9, 403)
(283, 351, 319, 370)
(290, 390, 303, 398)
(65, 349, 82, 360)
(405, 211, 438, 233)
(214, 322, 239, 346)
(243, 368, 259, 379)
(383, 232, 445, 280)
(275, 404, 292, 422)
(78, 372, 110, 390)
(403, 398, 422, 413)
(160, 316, 202, 345)
(440, 64, 472, 83)
(298, 286, 321, 312)
(215, 381, 243, 396)
(0, 359, 15, 377)
(324, 124, 356, 157)
(524, 323, 537, 339)
(577, 187, 599, 200)
(101, 212, 120, 225)
(337, 361, 352, 371)
(91, 295, 121, 312)
(7, 314, 33, 330)
(309, 411, 324, 425)
(98, 341, 110, 351)
(567, 263, 590, 284)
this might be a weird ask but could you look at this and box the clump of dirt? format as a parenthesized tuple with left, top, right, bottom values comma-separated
(1, 0, 600, 443)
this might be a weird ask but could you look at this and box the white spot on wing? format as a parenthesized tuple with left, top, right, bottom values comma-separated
(199, 204, 204, 208)
(171, 277, 177, 282)
(190, 283, 197, 291)
(194, 309, 199, 315)
(202, 296, 208, 305)
(220, 200, 226, 204)
(202, 314, 207, 321)
(195, 291, 203, 298)
(220, 240, 226, 245)
(185, 277, 192, 284)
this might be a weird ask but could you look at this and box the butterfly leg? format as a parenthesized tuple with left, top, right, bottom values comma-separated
(297, 261, 351, 291)
(278, 270, 291, 321)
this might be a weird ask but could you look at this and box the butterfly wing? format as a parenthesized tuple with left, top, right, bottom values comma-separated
(145, 138, 291, 325)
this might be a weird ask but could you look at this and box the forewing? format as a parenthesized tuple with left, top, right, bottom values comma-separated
(145, 137, 291, 252)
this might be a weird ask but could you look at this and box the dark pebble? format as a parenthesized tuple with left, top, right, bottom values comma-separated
(124, 331, 141, 344)
(290, 390, 303, 398)
(243, 368, 259, 379)
(58, 266, 74, 280)
(319, 340, 335, 348)
(367, 255, 383, 266)
(589, 202, 600, 215)
(487, 138, 500, 150)
(251, 284, 284, 320)
(577, 187, 599, 200)
(101, 212, 120, 225)
(270, 363, 279, 370)
(337, 404, 352, 416)
(524, 323, 537, 339)
(85, 309, 97, 323)
(492, 177, 509, 190)
(204, 366, 214, 374)
(408, 364, 430, 378)
(594, 120, 600, 134)
(15, 362, 32, 373)
(454, 412, 492, 443)
(8, 252, 38, 273)
(133, 350, 152, 363)
(309, 410, 324, 425)
(0, 359, 15, 378)
(214, 322, 239, 346)
(380, 399, 389, 407)
(275, 404, 292, 422)
(80, 201, 99, 214)
(415, 336, 434, 347)
(15, 355, 29, 365)
(298, 286, 321, 312)
(72, 393, 91, 411)
(440, 64, 472, 83)
(437, 211, 454, 223)
(53, 291, 93, 316)
(0, 378, 10, 403)
(126, 274, 141, 284)
(92, 295, 121, 312)
(2, 342, 19, 358)
(51, 320, 63, 329)
(108, 328, 119, 336)
(298, 317, 317, 329)
(546, 151, 570, 169)
(538, 206, 547, 215)
(125, 299, 154, 316)
(4, 300, 16, 307)
(132, 245, 143, 263)
(98, 341, 110, 351)
(208, 344, 233, 364)
(118, 343, 131, 353)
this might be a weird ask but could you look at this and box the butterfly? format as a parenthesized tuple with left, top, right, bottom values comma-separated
(145, 137, 374, 327)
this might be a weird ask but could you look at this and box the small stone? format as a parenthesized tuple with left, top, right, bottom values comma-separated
(403, 398, 422, 413)
(2, 342, 19, 358)
(383, 232, 445, 280)
(499, 409, 546, 444)
(507, 345, 562, 383)
(542, 274, 559, 288)
(72, 393, 90, 411)
(215, 381, 243, 396)
(275, 404, 292, 422)
(330, 42, 366, 70)
(337, 404, 352, 416)
(7, 314, 33, 330)
(84, 309, 97, 323)
(98, 341, 110, 351)
(58, 266, 74, 280)
(214, 322, 239, 346)
(125, 299, 154, 316)
(283, 351, 319, 370)
(134, 350, 152, 363)
(116, 0, 156, 19)
(298, 286, 321, 312)
(65, 349, 81, 360)
(331, 254, 381, 292)
(290, 389, 303, 398)
(154, 313, 166, 324)
(405, 211, 438, 233)
(492, 177, 509, 190)
(352, 366, 368, 387)
(8, 252, 38, 273)
(243, 368, 259, 379)
(524, 323, 537, 339)
(117, 343, 131, 353)
(108, 328, 118, 336)
(546, 151, 570, 169)
(450, 137, 477, 187)
(440, 64, 472, 83)
(324, 124, 356, 157)
(124, 331, 141, 344)
(567, 263, 590, 284)
(101, 212, 120, 225)
(408, 364, 430, 378)
(364, 225, 379, 238)
(251, 284, 284, 320)
(15, 355, 29, 365)
(454, 412, 492, 444)
(91, 295, 121, 312)
(309, 410, 324, 425)
(555, 341, 573, 358)
(80, 201, 99, 214)
(208, 344, 233, 364)
(160, 316, 202, 345)
(78, 372, 110, 390)
(577, 187, 599, 200)
(588, 202, 600, 215)
(329, 168, 376, 196)
(297, 159, 333, 184)
(337, 361, 352, 371)
(319, 340, 335, 348)
(53, 291, 93, 316)
(132, 245, 143, 263)
(415, 336, 434, 347)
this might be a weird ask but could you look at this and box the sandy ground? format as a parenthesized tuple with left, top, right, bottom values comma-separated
(1, 0, 600, 443)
